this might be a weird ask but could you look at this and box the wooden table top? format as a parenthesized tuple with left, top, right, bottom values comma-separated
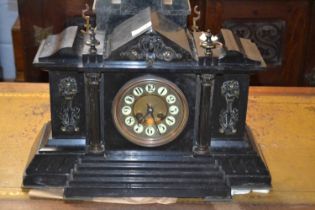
(0, 83, 315, 210)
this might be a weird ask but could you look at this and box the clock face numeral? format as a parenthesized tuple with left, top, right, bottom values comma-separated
(166, 95, 176, 104)
(145, 126, 156, 136)
(133, 87, 144, 96)
(134, 124, 144, 134)
(158, 87, 168, 96)
(165, 116, 176, 126)
(145, 84, 156, 93)
(158, 123, 167, 134)
(125, 116, 135, 126)
(124, 95, 135, 105)
(122, 106, 132, 115)
(169, 105, 179, 115)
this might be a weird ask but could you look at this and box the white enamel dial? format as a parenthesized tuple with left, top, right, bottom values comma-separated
(158, 123, 167, 134)
(133, 87, 144, 96)
(157, 86, 168, 96)
(145, 126, 156, 136)
(169, 105, 179, 115)
(125, 116, 135, 126)
(166, 95, 176, 104)
(165, 116, 176, 126)
(133, 124, 144, 134)
(145, 84, 156, 93)
(122, 106, 132, 115)
(124, 95, 135, 105)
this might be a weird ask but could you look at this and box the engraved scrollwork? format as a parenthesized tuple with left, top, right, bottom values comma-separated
(120, 33, 182, 63)
(219, 80, 240, 135)
(223, 21, 285, 65)
(58, 77, 80, 132)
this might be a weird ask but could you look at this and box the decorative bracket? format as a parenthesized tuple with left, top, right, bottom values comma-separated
(219, 80, 240, 135)
(192, 6, 201, 32)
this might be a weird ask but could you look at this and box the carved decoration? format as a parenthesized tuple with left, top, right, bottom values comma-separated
(192, 6, 201, 32)
(86, 73, 101, 85)
(219, 80, 240, 135)
(33, 25, 53, 46)
(223, 21, 285, 65)
(120, 34, 182, 63)
(58, 77, 80, 132)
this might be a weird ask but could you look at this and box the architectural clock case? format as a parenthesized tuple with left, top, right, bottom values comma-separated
(23, 0, 271, 200)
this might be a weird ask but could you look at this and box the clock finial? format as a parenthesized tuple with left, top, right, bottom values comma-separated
(81, 3, 100, 54)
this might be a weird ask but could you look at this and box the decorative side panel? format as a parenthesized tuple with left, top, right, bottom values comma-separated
(58, 77, 80, 132)
(223, 21, 285, 65)
(219, 80, 240, 135)
(211, 75, 249, 139)
(49, 71, 86, 139)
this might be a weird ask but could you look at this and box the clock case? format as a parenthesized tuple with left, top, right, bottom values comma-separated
(23, 0, 271, 200)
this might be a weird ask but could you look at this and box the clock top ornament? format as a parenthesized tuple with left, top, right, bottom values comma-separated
(25, 0, 271, 200)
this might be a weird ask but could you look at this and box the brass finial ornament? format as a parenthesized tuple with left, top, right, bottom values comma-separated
(81, 3, 91, 35)
(81, 3, 100, 52)
(200, 30, 222, 56)
(200, 30, 216, 56)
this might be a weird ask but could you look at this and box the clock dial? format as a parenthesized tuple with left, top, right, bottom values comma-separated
(112, 75, 189, 147)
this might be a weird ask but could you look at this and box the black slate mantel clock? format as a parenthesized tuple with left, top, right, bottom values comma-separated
(23, 0, 271, 200)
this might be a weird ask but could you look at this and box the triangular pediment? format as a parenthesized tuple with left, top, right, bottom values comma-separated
(106, 7, 195, 62)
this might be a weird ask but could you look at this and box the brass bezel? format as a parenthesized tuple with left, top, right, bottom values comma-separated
(112, 75, 189, 147)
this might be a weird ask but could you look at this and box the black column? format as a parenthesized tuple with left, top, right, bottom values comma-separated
(194, 74, 214, 156)
(85, 72, 104, 154)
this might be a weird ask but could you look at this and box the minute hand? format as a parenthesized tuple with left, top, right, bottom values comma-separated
(147, 104, 162, 135)
(150, 111, 161, 135)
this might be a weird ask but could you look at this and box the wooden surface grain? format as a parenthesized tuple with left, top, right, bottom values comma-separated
(0, 83, 315, 209)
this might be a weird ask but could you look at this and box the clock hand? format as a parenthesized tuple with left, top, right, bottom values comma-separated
(157, 113, 166, 121)
(136, 112, 148, 124)
(147, 104, 162, 135)
(151, 112, 162, 135)
(136, 104, 152, 123)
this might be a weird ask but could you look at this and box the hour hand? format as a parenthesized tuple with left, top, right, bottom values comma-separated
(135, 113, 145, 123)
(148, 108, 162, 135)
